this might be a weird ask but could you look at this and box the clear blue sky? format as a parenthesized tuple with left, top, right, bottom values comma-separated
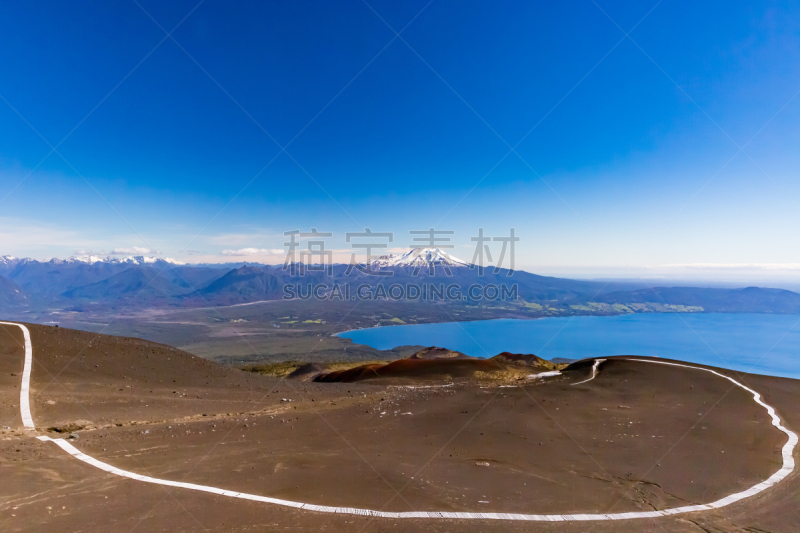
(1, 1, 799, 284)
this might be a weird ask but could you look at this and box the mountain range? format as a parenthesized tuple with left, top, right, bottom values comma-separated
(1, 249, 799, 314)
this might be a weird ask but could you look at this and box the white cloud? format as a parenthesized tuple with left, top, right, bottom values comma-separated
(221, 248, 284, 256)
(207, 231, 282, 246)
(111, 247, 159, 255)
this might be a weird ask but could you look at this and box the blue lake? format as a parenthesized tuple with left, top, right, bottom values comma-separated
(338, 314, 800, 379)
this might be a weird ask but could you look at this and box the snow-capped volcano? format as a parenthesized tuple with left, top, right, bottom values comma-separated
(367, 247, 470, 268)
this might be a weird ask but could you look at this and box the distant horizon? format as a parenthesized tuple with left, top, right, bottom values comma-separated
(3, 250, 799, 292)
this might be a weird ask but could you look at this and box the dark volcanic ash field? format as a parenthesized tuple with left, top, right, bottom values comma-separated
(1, 323, 799, 532)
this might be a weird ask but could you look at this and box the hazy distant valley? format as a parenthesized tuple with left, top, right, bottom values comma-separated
(3, 250, 799, 366)
(3, 251, 799, 314)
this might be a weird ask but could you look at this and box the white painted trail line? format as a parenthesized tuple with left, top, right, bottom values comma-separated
(572, 358, 606, 385)
(3, 321, 796, 522)
(527, 370, 562, 380)
(0, 321, 34, 428)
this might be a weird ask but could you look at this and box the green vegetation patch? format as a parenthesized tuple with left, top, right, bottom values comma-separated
(242, 361, 304, 378)
(663, 304, 704, 312)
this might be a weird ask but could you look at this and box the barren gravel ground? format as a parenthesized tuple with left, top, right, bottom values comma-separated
(1, 323, 798, 532)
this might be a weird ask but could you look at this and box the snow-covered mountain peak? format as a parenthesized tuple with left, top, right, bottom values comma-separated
(367, 247, 470, 268)
(49, 255, 186, 265)
(1, 254, 186, 266)
(65, 255, 106, 264)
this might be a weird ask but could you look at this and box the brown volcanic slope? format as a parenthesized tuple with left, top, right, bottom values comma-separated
(491, 351, 553, 367)
(1, 322, 799, 532)
(314, 357, 506, 383)
(408, 346, 473, 359)
(314, 347, 559, 383)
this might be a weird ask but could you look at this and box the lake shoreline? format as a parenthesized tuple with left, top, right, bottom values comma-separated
(338, 314, 800, 380)
(332, 316, 545, 337)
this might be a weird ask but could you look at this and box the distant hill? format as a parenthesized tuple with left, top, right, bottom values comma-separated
(7, 258, 132, 297)
(595, 286, 800, 313)
(0, 275, 28, 307)
(61, 267, 181, 301)
(3, 256, 226, 307)
(188, 255, 643, 306)
(196, 265, 289, 299)
(1, 251, 798, 315)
